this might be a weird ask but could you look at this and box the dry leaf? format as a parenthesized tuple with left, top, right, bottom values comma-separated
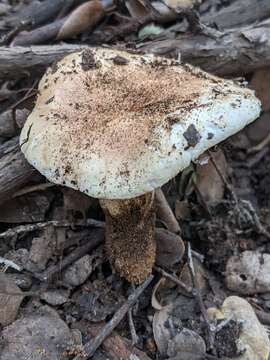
(57, 0, 105, 40)
(163, 0, 201, 11)
(151, 1, 177, 21)
(167, 329, 206, 360)
(250, 68, 270, 111)
(175, 199, 191, 221)
(25, 226, 56, 272)
(125, 0, 149, 19)
(156, 228, 185, 270)
(153, 304, 173, 355)
(153, 295, 204, 358)
(151, 277, 168, 310)
(0, 273, 24, 326)
(179, 258, 208, 296)
(1, 306, 76, 359)
(194, 149, 228, 206)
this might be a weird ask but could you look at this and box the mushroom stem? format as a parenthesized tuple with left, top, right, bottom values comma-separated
(100, 192, 156, 283)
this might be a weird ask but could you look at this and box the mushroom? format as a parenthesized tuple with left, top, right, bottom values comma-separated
(20, 48, 261, 283)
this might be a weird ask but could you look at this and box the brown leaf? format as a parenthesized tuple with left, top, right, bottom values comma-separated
(151, 277, 168, 310)
(0, 273, 24, 326)
(156, 228, 185, 270)
(125, 0, 149, 19)
(153, 304, 173, 355)
(250, 68, 270, 111)
(194, 149, 228, 206)
(57, 0, 105, 40)
(25, 226, 56, 272)
(175, 199, 191, 221)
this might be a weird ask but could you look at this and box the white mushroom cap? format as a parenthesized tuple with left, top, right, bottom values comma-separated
(20, 48, 261, 199)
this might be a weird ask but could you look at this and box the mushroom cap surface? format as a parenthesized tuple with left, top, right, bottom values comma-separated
(20, 48, 261, 199)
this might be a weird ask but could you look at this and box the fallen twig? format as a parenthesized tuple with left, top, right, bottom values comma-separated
(154, 265, 193, 295)
(128, 308, 139, 345)
(0, 218, 105, 239)
(12, 0, 108, 46)
(73, 275, 154, 359)
(0, 256, 22, 272)
(247, 132, 270, 154)
(2, 18, 270, 78)
(30, 229, 104, 281)
(187, 243, 216, 349)
(187, 243, 210, 323)
(0, 137, 38, 206)
(85, 323, 152, 360)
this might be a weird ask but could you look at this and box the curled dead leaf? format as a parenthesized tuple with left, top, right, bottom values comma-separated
(194, 149, 228, 206)
(57, 0, 106, 40)
(153, 304, 173, 356)
(125, 0, 149, 19)
(156, 228, 185, 270)
(151, 277, 167, 310)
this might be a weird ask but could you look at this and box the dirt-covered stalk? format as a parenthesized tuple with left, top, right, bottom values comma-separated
(100, 192, 156, 283)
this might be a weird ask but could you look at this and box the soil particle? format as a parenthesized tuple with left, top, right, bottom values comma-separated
(81, 49, 97, 71)
(112, 55, 129, 65)
(183, 124, 201, 148)
(50, 61, 59, 74)
(45, 96, 54, 104)
(214, 319, 241, 358)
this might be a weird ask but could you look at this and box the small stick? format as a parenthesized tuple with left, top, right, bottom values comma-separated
(187, 243, 216, 349)
(73, 275, 154, 360)
(0, 256, 22, 271)
(207, 150, 238, 204)
(154, 265, 193, 295)
(187, 243, 210, 322)
(155, 188, 181, 234)
(247, 147, 269, 168)
(0, 218, 105, 239)
(247, 132, 270, 154)
(128, 308, 139, 345)
(33, 229, 104, 281)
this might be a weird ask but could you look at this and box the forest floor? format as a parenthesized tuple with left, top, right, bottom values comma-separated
(1, 1, 270, 359)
